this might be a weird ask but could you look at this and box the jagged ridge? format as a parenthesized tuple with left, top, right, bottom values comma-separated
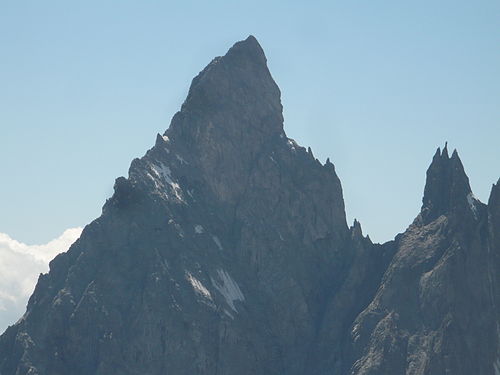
(0, 36, 498, 375)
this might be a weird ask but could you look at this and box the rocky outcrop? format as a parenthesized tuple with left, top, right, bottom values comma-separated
(347, 147, 500, 374)
(0, 36, 498, 375)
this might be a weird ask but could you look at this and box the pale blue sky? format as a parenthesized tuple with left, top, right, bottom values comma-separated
(1, 1, 498, 244)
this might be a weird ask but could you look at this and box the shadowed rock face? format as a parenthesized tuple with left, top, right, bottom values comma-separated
(0, 36, 498, 375)
(345, 147, 500, 375)
(421, 144, 475, 224)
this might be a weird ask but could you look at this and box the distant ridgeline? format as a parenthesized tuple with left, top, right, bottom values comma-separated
(1, 36, 499, 375)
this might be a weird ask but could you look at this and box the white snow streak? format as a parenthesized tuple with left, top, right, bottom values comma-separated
(467, 192, 478, 219)
(211, 269, 244, 312)
(150, 162, 184, 201)
(194, 225, 204, 234)
(212, 235, 223, 250)
(186, 272, 212, 300)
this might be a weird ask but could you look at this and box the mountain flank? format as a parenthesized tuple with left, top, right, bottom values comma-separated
(0, 36, 498, 375)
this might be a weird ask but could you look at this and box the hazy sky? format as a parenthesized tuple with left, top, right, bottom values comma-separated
(1, 1, 498, 245)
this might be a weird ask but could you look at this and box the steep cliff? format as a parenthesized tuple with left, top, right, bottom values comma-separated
(0, 36, 498, 375)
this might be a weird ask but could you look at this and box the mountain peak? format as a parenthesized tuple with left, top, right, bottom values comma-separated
(1, 36, 499, 375)
(488, 178, 500, 210)
(421, 144, 473, 223)
(159, 36, 285, 203)
(169, 35, 283, 142)
(224, 35, 266, 65)
(442, 141, 449, 158)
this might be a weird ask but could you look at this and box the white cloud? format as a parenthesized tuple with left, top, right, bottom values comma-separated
(0, 227, 82, 334)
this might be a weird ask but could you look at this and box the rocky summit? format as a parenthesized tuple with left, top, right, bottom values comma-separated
(0, 36, 498, 375)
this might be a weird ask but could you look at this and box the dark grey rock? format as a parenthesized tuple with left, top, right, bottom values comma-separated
(0, 36, 498, 375)
(346, 147, 499, 375)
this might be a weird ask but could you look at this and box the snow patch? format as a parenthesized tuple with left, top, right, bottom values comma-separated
(467, 192, 478, 219)
(162, 135, 170, 143)
(150, 162, 184, 202)
(211, 269, 244, 312)
(186, 272, 212, 300)
(287, 138, 297, 151)
(212, 236, 223, 250)
(194, 225, 204, 234)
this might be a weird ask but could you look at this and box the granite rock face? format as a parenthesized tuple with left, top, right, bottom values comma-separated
(0, 36, 498, 375)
